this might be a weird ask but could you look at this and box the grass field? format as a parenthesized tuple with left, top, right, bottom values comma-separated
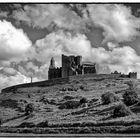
(0, 74, 140, 136)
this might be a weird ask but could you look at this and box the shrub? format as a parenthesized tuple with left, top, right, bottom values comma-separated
(80, 97, 88, 104)
(113, 103, 133, 118)
(79, 85, 84, 90)
(101, 92, 119, 105)
(59, 100, 81, 109)
(123, 90, 139, 106)
(25, 103, 34, 115)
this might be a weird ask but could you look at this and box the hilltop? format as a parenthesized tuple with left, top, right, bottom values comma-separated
(1, 74, 140, 136)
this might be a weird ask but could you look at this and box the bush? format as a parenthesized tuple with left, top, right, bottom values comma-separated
(25, 103, 34, 115)
(101, 92, 119, 105)
(123, 90, 139, 106)
(113, 103, 133, 118)
(79, 85, 84, 90)
(80, 97, 88, 104)
(59, 100, 81, 109)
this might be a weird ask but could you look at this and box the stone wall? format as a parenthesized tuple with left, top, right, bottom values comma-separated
(48, 67, 62, 80)
(1, 77, 69, 93)
(83, 66, 96, 74)
(69, 73, 122, 81)
(62, 54, 70, 78)
(62, 54, 83, 78)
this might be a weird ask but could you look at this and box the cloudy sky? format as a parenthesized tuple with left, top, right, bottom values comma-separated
(0, 3, 140, 90)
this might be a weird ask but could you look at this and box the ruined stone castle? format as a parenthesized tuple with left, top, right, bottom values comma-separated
(1, 54, 137, 93)
(48, 54, 138, 80)
(48, 54, 96, 80)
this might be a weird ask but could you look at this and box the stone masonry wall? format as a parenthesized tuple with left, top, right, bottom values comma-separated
(2, 77, 69, 93)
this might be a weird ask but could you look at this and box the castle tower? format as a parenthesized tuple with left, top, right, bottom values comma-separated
(62, 54, 69, 78)
(49, 57, 55, 69)
(76, 55, 82, 66)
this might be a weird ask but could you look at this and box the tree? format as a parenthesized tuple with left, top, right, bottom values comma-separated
(25, 103, 34, 115)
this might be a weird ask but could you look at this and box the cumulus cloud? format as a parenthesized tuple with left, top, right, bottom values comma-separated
(0, 67, 17, 76)
(87, 4, 140, 43)
(12, 4, 86, 32)
(33, 31, 140, 78)
(1, 4, 140, 91)
(12, 4, 140, 44)
(0, 71, 30, 90)
(0, 20, 32, 62)
(0, 20, 34, 90)
(34, 30, 92, 65)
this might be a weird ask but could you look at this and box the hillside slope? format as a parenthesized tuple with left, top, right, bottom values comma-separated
(1, 74, 140, 135)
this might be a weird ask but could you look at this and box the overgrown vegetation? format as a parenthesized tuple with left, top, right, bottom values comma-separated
(113, 103, 133, 118)
(80, 97, 88, 104)
(1, 76, 140, 135)
(123, 90, 139, 106)
(59, 100, 81, 109)
(25, 103, 34, 115)
(101, 92, 119, 105)
(0, 99, 18, 109)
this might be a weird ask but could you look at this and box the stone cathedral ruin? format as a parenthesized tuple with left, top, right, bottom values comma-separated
(48, 54, 137, 80)
(48, 54, 96, 80)
(1, 54, 137, 93)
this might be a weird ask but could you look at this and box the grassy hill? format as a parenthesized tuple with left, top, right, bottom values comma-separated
(1, 74, 140, 136)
